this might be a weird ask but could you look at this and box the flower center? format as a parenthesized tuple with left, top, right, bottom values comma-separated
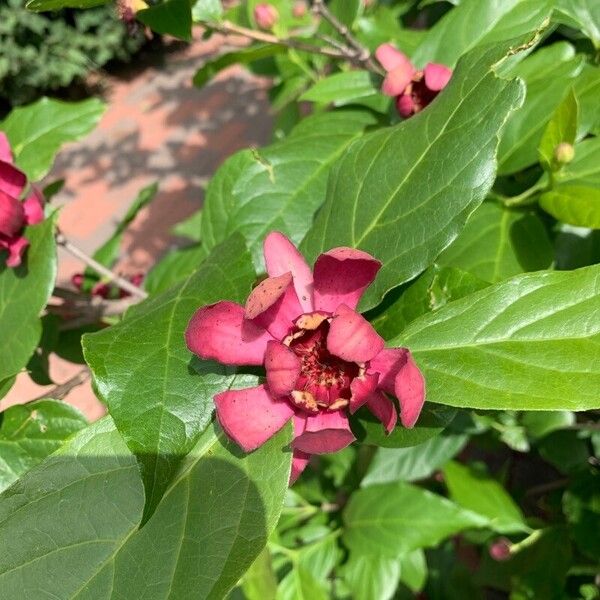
(284, 315, 359, 414)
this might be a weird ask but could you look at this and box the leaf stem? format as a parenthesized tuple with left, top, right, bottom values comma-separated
(56, 233, 148, 300)
(33, 367, 90, 401)
(499, 180, 547, 207)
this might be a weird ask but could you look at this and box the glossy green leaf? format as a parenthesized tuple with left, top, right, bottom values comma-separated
(0, 418, 291, 599)
(241, 548, 278, 600)
(300, 71, 382, 106)
(172, 208, 202, 241)
(539, 88, 578, 170)
(521, 410, 575, 439)
(540, 185, 600, 228)
(555, 0, 600, 47)
(436, 202, 554, 282)
(343, 552, 400, 600)
(398, 549, 427, 593)
(412, 0, 552, 67)
(443, 461, 528, 533)
(574, 64, 600, 137)
(371, 265, 489, 341)
(498, 44, 583, 175)
(201, 110, 377, 268)
(352, 404, 456, 448)
(0, 217, 57, 390)
(144, 243, 209, 295)
(193, 45, 286, 88)
(276, 566, 328, 600)
(343, 481, 487, 557)
(26, 0, 105, 10)
(0, 97, 105, 181)
(396, 265, 600, 410)
(301, 38, 528, 311)
(362, 434, 467, 486)
(82, 234, 256, 519)
(0, 399, 87, 493)
(138, 0, 192, 41)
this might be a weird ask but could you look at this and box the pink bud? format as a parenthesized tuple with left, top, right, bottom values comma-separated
(71, 273, 84, 290)
(254, 3, 278, 30)
(489, 538, 512, 561)
(292, 1, 307, 18)
(0, 190, 26, 238)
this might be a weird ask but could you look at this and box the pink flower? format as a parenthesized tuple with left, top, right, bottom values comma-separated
(254, 3, 278, 30)
(0, 133, 44, 268)
(185, 232, 426, 483)
(375, 43, 452, 118)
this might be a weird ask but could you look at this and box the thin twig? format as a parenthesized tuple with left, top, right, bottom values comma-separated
(312, 0, 381, 72)
(48, 295, 138, 330)
(56, 233, 148, 300)
(525, 478, 569, 497)
(207, 20, 351, 59)
(33, 367, 90, 401)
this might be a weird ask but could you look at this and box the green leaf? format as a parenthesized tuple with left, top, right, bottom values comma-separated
(540, 185, 600, 228)
(0, 217, 57, 390)
(82, 234, 256, 520)
(362, 434, 467, 486)
(521, 410, 575, 439)
(352, 404, 456, 448)
(443, 461, 528, 533)
(343, 552, 400, 600)
(193, 45, 286, 88)
(539, 88, 578, 170)
(0, 399, 87, 493)
(0, 418, 292, 599)
(395, 265, 600, 411)
(138, 0, 192, 41)
(554, 136, 600, 187)
(276, 566, 328, 600)
(370, 265, 489, 341)
(412, 0, 553, 67)
(537, 429, 590, 474)
(26, 0, 105, 10)
(343, 481, 487, 557)
(398, 549, 427, 593)
(301, 38, 528, 311)
(555, 0, 600, 48)
(300, 71, 382, 106)
(574, 64, 600, 137)
(0, 97, 105, 181)
(172, 208, 203, 241)
(192, 0, 223, 21)
(144, 243, 209, 294)
(202, 110, 377, 268)
(241, 547, 278, 600)
(498, 44, 583, 175)
(436, 202, 554, 282)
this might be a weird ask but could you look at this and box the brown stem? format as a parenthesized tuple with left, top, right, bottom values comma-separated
(33, 367, 90, 401)
(56, 233, 148, 300)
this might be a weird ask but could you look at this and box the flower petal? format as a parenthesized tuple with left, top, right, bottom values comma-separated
(366, 390, 397, 434)
(349, 371, 379, 414)
(265, 340, 301, 397)
(185, 301, 271, 366)
(290, 449, 311, 485)
(369, 347, 409, 395)
(395, 351, 426, 428)
(246, 272, 302, 339)
(264, 231, 314, 312)
(313, 247, 381, 313)
(22, 190, 44, 225)
(215, 384, 294, 452)
(381, 66, 414, 97)
(327, 304, 384, 363)
(2, 235, 29, 268)
(0, 190, 25, 237)
(396, 94, 416, 117)
(292, 410, 355, 454)
(375, 43, 412, 72)
(0, 133, 13, 164)
(0, 160, 26, 200)
(424, 63, 452, 92)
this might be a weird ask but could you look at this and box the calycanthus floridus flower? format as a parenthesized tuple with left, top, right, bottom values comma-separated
(185, 233, 425, 483)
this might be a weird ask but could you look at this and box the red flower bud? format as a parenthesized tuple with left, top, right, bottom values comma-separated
(0, 190, 26, 238)
(489, 538, 512, 561)
(292, 1, 307, 18)
(254, 3, 278, 30)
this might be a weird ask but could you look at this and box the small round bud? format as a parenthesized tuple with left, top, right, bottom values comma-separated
(254, 3, 279, 30)
(489, 538, 512, 561)
(292, 1, 307, 18)
(554, 142, 575, 165)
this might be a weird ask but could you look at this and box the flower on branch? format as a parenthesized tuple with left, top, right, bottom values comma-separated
(376, 43, 452, 118)
(0, 133, 44, 268)
(185, 232, 426, 483)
